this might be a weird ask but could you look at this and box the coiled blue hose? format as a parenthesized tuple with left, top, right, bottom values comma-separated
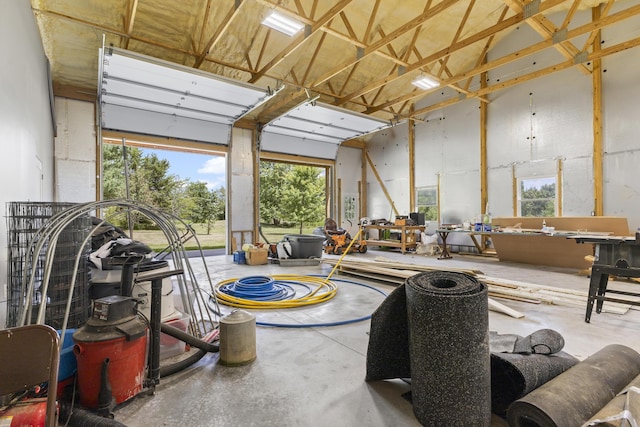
(217, 275, 312, 301)
(213, 274, 388, 328)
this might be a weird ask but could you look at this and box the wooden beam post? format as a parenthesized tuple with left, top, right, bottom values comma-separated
(361, 147, 367, 219)
(480, 69, 488, 217)
(592, 5, 604, 216)
(557, 158, 563, 216)
(409, 105, 416, 212)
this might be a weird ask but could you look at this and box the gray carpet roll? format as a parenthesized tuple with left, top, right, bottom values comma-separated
(365, 283, 410, 381)
(490, 351, 579, 416)
(507, 344, 640, 427)
(405, 271, 491, 426)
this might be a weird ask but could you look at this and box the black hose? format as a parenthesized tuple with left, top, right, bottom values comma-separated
(58, 401, 128, 427)
(159, 348, 207, 378)
(156, 323, 219, 378)
(159, 323, 219, 353)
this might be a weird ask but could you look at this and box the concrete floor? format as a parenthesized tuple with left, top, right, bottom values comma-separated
(112, 249, 640, 426)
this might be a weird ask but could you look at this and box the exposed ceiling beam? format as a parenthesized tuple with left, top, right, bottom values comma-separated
(300, 31, 328, 85)
(581, 0, 615, 50)
(194, 0, 245, 68)
(123, 0, 138, 49)
(408, 34, 640, 119)
(249, 0, 353, 83)
(334, 0, 573, 105)
(370, 2, 640, 113)
(311, 0, 458, 87)
(502, 0, 591, 74)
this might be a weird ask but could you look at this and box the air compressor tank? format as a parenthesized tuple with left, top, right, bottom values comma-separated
(73, 295, 147, 410)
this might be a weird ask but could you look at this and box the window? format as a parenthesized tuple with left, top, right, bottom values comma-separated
(518, 176, 556, 217)
(416, 186, 438, 221)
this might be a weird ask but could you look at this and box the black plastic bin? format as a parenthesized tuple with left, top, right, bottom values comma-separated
(283, 234, 325, 259)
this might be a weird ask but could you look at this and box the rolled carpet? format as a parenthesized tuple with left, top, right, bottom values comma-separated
(365, 283, 411, 381)
(490, 351, 579, 416)
(507, 344, 640, 427)
(405, 271, 491, 426)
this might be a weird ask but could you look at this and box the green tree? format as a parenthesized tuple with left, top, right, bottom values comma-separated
(102, 144, 183, 228)
(183, 182, 223, 234)
(521, 183, 556, 217)
(280, 165, 325, 233)
(259, 162, 292, 225)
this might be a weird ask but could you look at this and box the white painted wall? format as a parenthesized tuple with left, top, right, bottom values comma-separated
(54, 98, 97, 202)
(229, 127, 255, 251)
(366, 6, 640, 235)
(0, 1, 55, 328)
(366, 124, 411, 220)
(335, 145, 363, 232)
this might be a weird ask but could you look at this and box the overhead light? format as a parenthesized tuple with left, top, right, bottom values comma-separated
(262, 11, 304, 36)
(412, 75, 439, 90)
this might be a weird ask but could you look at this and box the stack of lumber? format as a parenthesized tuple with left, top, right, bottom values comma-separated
(322, 256, 634, 317)
(323, 256, 523, 319)
(480, 276, 632, 315)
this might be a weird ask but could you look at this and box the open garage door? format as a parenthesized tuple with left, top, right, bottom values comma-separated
(260, 101, 391, 160)
(99, 47, 270, 144)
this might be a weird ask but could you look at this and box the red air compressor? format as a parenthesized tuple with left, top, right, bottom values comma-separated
(73, 295, 147, 412)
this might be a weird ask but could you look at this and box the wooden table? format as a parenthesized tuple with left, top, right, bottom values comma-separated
(363, 224, 425, 254)
(436, 228, 494, 259)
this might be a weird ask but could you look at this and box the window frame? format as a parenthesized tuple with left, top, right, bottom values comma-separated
(416, 185, 439, 222)
(517, 175, 557, 217)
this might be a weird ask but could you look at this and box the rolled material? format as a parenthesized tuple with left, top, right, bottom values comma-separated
(507, 344, 640, 427)
(405, 271, 491, 426)
(584, 373, 640, 426)
(490, 351, 579, 416)
(365, 284, 411, 381)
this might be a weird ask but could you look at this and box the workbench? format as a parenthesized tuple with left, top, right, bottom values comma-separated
(362, 224, 425, 254)
(570, 235, 640, 323)
(489, 217, 630, 269)
(436, 227, 614, 269)
(436, 229, 494, 260)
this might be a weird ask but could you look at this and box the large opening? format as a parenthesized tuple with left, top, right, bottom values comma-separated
(258, 158, 329, 245)
(101, 135, 228, 252)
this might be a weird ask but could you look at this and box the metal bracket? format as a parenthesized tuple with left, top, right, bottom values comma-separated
(524, 0, 540, 19)
(398, 66, 406, 76)
(574, 51, 588, 64)
(458, 93, 467, 101)
(304, 24, 312, 38)
(552, 29, 567, 44)
(356, 47, 365, 60)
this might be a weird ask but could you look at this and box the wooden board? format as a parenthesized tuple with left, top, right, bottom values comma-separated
(489, 216, 630, 269)
(323, 257, 631, 316)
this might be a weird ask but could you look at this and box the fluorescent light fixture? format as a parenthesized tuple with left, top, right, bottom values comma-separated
(412, 75, 439, 90)
(262, 11, 304, 36)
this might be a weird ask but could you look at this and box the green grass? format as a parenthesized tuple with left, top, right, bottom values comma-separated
(126, 221, 325, 251)
(258, 223, 323, 245)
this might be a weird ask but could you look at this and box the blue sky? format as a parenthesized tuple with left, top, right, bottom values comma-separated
(142, 148, 226, 190)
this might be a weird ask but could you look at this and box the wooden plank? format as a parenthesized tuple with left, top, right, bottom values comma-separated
(331, 263, 525, 319)
(325, 256, 633, 317)
(488, 298, 525, 319)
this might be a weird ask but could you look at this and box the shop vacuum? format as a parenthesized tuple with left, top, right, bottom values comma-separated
(73, 295, 148, 411)
(70, 264, 220, 419)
